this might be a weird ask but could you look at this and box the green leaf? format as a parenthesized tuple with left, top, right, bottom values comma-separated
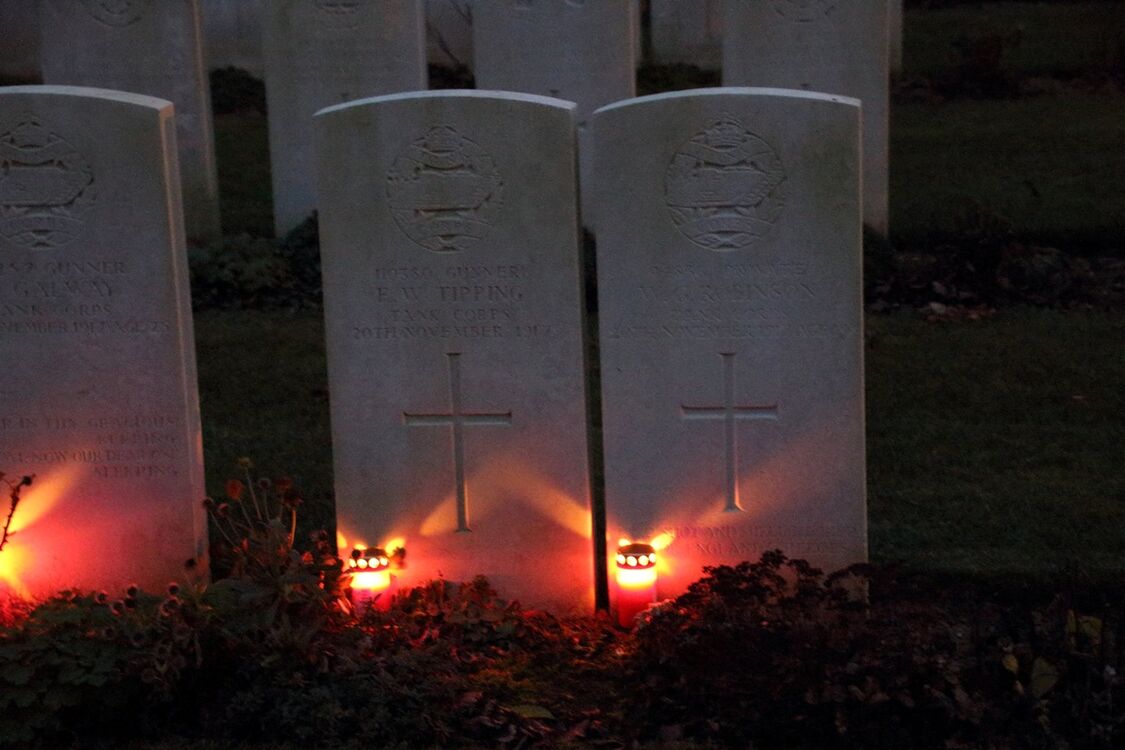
(1031, 658, 1059, 698)
(1077, 616, 1103, 646)
(1002, 654, 1019, 674)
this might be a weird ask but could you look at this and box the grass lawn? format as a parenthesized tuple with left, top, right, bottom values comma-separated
(891, 92, 1125, 251)
(194, 308, 1125, 584)
(194, 310, 333, 533)
(866, 308, 1125, 580)
(904, 1, 1125, 79)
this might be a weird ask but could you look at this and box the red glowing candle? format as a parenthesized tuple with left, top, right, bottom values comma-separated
(346, 546, 396, 611)
(614, 541, 657, 628)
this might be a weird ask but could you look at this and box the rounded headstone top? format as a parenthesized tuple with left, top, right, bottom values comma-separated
(314, 89, 578, 119)
(593, 86, 861, 118)
(0, 85, 173, 113)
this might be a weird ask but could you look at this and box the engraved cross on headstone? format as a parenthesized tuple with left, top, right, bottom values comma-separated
(403, 353, 512, 532)
(680, 352, 778, 512)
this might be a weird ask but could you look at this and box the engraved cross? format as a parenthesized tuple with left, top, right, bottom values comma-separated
(403, 353, 512, 532)
(680, 352, 778, 513)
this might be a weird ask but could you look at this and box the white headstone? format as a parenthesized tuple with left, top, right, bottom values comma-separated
(593, 88, 867, 600)
(426, 0, 473, 71)
(0, 2, 40, 81)
(316, 91, 593, 611)
(263, 0, 426, 236)
(723, 1, 890, 234)
(472, 0, 636, 220)
(39, 0, 222, 244)
(890, 0, 903, 73)
(651, 0, 723, 69)
(0, 85, 206, 599)
(634, 0, 643, 65)
(203, 0, 264, 76)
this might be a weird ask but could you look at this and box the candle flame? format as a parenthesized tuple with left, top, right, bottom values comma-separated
(649, 532, 675, 551)
(382, 536, 406, 555)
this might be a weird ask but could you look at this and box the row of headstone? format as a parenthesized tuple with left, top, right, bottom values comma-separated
(724, 0, 890, 234)
(17, 1, 894, 236)
(315, 88, 867, 611)
(260, 0, 888, 232)
(0, 83, 866, 614)
(473, 0, 637, 219)
(204, 0, 476, 77)
(652, 0, 904, 75)
(262, 0, 427, 235)
(37, 0, 222, 245)
(3, 0, 903, 82)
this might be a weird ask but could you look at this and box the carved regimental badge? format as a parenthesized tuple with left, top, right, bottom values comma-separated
(386, 126, 504, 253)
(312, 0, 367, 27)
(0, 113, 95, 250)
(773, 0, 838, 22)
(81, 0, 154, 27)
(665, 116, 785, 251)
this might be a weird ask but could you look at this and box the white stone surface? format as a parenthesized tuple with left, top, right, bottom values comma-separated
(0, 85, 206, 599)
(890, 0, 903, 73)
(0, 2, 40, 80)
(593, 88, 867, 598)
(651, 0, 723, 69)
(472, 0, 636, 221)
(264, 0, 426, 236)
(316, 91, 592, 611)
(39, 0, 222, 244)
(723, 0, 890, 234)
(426, 0, 473, 70)
(202, 0, 264, 76)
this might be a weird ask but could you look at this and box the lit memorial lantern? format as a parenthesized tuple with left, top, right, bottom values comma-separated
(614, 541, 657, 627)
(346, 546, 397, 611)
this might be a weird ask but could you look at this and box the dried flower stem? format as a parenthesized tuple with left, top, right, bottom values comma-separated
(0, 474, 33, 553)
(244, 465, 264, 520)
